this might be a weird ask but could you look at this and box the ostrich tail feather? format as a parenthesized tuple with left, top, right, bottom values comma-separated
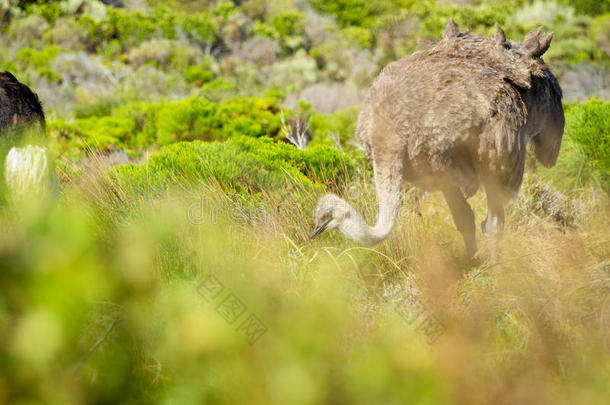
(4, 145, 55, 198)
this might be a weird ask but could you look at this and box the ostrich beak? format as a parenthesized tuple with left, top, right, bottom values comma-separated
(309, 218, 331, 239)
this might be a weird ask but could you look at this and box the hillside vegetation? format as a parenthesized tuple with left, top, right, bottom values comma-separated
(0, 1, 608, 404)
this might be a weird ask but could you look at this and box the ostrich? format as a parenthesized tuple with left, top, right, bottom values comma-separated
(310, 19, 565, 257)
(0, 71, 53, 198)
(0, 71, 45, 131)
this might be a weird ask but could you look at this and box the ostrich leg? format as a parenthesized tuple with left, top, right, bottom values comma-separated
(442, 185, 476, 258)
(482, 184, 506, 262)
(481, 189, 505, 236)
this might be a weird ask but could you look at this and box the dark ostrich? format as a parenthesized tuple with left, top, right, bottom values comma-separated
(1, 71, 52, 198)
(0, 71, 46, 134)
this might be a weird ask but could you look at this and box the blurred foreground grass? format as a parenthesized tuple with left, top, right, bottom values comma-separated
(0, 161, 608, 404)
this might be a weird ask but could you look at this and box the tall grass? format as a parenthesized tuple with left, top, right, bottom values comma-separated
(0, 157, 608, 404)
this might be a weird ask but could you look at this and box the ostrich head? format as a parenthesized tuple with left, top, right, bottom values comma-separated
(309, 194, 351, 238)
(309, 191, 400, 246)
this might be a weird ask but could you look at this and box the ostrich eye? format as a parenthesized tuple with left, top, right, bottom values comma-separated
(504, 42, 511, 50)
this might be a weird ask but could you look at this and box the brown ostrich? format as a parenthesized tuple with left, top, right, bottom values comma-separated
(310, 19, 565, 257)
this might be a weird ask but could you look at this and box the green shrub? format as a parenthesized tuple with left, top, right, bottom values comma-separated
(77, 115, 138, 149)
(310, 0, 518, 64)
(15, 44, 62, 66)
(125, 39, 203, 70)
(112, 136, 355, 195)
(73, 96, 123, 119)
(75, 5, 218, 54)
(563, 98, 610, 189)
(49, 96, 287, 154)
(50, 115, 138, 155)
(179, 10, 218, 45)
(413, 1, 514, 40)
(41, 17, 89, 49)
(592, 13, 610, 57)
(155, 97, 282, 145)
(272, 10, 305, 38)
(155, 98, 219, 145)
(49, 101, 161, 155)
(541, 98, 610, 191)
(26, 1, 65, 23)
(560, 0, 610, 16)
(310, 0, 514, 32)
(212, 1, 237, 19)
(251, 20, 279, 39)
(51, 96, 366, 160)
(272, 10, 306, 53)
(309, 0, 402, 28)
(198, 77, 237, 101)
(339, 26, 374, 48)
(47, 120, 87, 156)
(310, 106, 360, 152)
(536, 15, 606, 64)
(76, 8, 156, 51)
(184, 64, 214, 86)
(1, 46, 64, 83)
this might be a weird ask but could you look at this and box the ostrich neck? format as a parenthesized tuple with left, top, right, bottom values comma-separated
(338, 189, 402, 246)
